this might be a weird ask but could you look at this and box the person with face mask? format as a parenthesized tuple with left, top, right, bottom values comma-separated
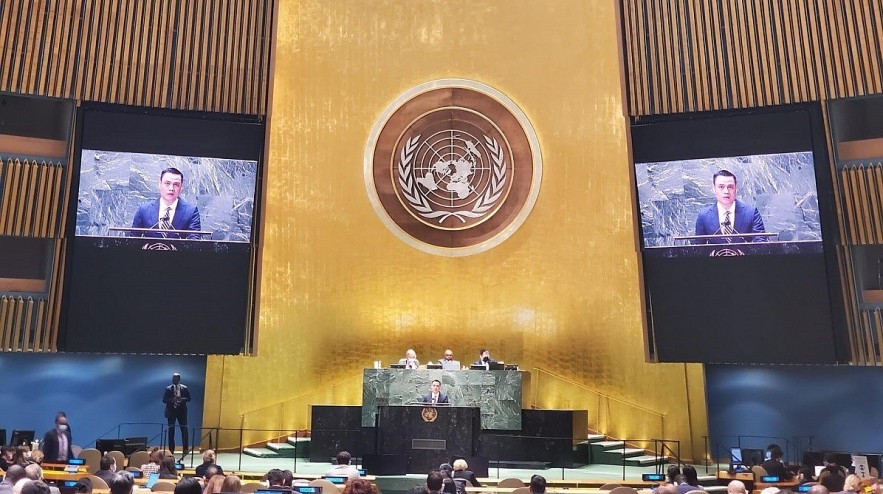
(40, 414, 73, 462)
(94, 454, 117, 486)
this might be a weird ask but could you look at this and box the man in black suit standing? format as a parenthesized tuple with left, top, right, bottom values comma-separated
(421, 380, 449, 405)
(163, 373, 191, 458)
(41, 414, 73, 462)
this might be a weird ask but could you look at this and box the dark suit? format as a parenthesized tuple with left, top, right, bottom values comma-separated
(761, 459, 792, 480)
(41, 428, 73, 462)
(694, 199, 765, 244)
(422, 392, 449, 404)
(163, 383, 191, 454)
(453, 470, 481, 487)
(131, 198, 202, 239)
(94, 469, 116, 486)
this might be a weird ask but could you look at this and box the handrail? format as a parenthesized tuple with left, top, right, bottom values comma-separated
(531, 367, 666, 418)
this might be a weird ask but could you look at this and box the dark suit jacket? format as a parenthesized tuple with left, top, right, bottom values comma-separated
(94, 469, 116, 486)
(694, 199, 765, 244)
(41, 428, 73, 462)
(761, 459, 792, 480)
(422, 392, 449, 404)
(131, 198, 202, 239)
(163, 383, 191, 418)
(453, 470, 481, 487)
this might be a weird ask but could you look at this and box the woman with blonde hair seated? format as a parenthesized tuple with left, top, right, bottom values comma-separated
(203, 474, 226, 494)
(220, 476, 242, 494)
(842, 474, 863, 494)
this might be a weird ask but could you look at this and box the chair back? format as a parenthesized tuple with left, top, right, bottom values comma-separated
(240, 483, 265, 493)
(127, 450, 150, 469)
(309, 479, 341, 494)
(71, 445, 83, 458)
(497, 479, 524, 488)
(599, 484, 622, 490)
(78, 448, 102, 471)
(83, 476, 109, 490)
(609, 488, 638, 494)
(751, 465, 769, 479)
(511, 488, 531, 494)
(151, 481, 177, 492)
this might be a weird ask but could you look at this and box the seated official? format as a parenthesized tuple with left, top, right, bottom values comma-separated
(398, 349, 420, 369)
(325, 451, 359, 481)
(471, 349, 497, 369)
(194, 450, 223, 478)
(422, 380, 449, 405)
(438, 350, 460, 370)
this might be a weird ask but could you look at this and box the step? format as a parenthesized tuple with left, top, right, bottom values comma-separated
(623, 454, 666, 466)
(266, 442, 297, 458)
(603, 448, 646, 458)
(592, 440, 625, 448)
(593, 447, 648, 466)
(242, 447, 281, 458)
(285, 437, 311, 458)
(488, 460, 551, 470)
(586, 434, 607, 442)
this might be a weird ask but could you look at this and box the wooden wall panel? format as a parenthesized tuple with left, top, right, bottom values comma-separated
(0, 0, 274, 116)
(621, 0, 883, 117)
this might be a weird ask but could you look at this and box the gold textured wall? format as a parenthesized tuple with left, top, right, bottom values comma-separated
(205, 0, 708, 461)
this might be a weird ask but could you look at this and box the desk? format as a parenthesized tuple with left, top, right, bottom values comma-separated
(466, 488, 651, 494)
(362, 369, 527, 430)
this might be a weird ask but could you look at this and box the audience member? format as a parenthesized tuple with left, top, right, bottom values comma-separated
(94, 454, 117, 485)
(326, 451, 359, 481)
(871, 479, 883, 494)
(20, 482, 50, 494)
(676, 466, 704, 494)
(452, 460, 481, 487)
(408, 471, 445, 494)
(158, 456, 179, 480)
(0, 446, 15, 471)
(666, 465, 681, 485)
(809, 486, 830, 494)
(657, 486, 679, 494)
(727, 480, 747, 494)
(530, 475, 547, 494)
(1, 466, 26, 494)
(762, 445, 792, 480)
(108, 472, 134, 494)
(281, 471, 294, 488)
(11, 447, 30, 468)
(140, 448, 164, 476)
(27, 452, 42, 466)
(174, 479, 203, 494)
(203, 466, 221, 482)
(195, 450, 223, 478)
(820, 463, 846, 493)
(437, 464, 458, 494)
(797, 466, 816, 485)
(342, 479, 378, 494)
(841, 474, 862, 494)
(264, 470, 285, 490)
(202, 475, 225, 494)
(220, 476, 242, 494)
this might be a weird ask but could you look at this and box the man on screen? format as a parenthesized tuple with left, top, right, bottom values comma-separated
(694, 169, 766, 244)
(131, 167, 202, 239)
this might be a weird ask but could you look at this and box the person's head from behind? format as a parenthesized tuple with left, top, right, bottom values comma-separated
(872, 478, 883, 494)
(282, 470, 293, 487)
(438, 464, 453, 479)
(100, 454, 116, 472)
(843, 474, 862, 493)
(767, 444, 784, 461)
(21, 481, 50, 494)
(682, 465, 698, 485)
(426, 471, 444, 493)
(24, 463, 43, 480)
(530, 475, 546, 494)
(204, 465, 220, 481)
(336, 451, 352, 465)
(5, 464, 26, 484)
(452, 459, 468, 471)
(821, 471, 845, 492)
(265, 469, 285, 487)
(656, 485, 678, 494)
(159, 168, 185, 206)
(109, 471, 135, 494)
(712, 169, 738, 208)
(221, 476, 242, 494)
(202, 449, 216, 464)
(342, 479, 378, 494)
(148, 448, 164, 465)
(667, 465, 681, 483)
(809, 485, 830, 494)
(76, 478, 93, 494)
(205, 474, 226, 494)
(13, 445, 30, 465)
(173, 478, 202, 494)
(159, 456, 177, 475)
(798, 466, 814, 482)
(727, 480, 747, 494)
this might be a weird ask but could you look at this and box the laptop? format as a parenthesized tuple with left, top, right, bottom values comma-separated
(425, 364, 442, 369)
(389, 364, 406, 369)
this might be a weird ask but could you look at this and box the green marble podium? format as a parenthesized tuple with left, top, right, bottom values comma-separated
(361, 368, 525, 430)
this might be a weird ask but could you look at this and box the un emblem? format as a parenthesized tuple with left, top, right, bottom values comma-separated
(366, 79, 542, 256)
(421, 407, 439, 423)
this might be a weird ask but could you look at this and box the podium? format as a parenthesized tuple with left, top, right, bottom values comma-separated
(376, 405, 480, 473)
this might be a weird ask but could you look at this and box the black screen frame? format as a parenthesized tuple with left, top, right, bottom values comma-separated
(631, 103, 848, 364)
(59, 102, 266, 354)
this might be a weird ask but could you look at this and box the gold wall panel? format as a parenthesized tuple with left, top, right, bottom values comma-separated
(206, 0, 708, 461)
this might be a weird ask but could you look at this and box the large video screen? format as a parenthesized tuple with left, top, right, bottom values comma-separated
(60, 103, 264, 354)
(632, 104, 848, 364)
(635, 151, 822, 255)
